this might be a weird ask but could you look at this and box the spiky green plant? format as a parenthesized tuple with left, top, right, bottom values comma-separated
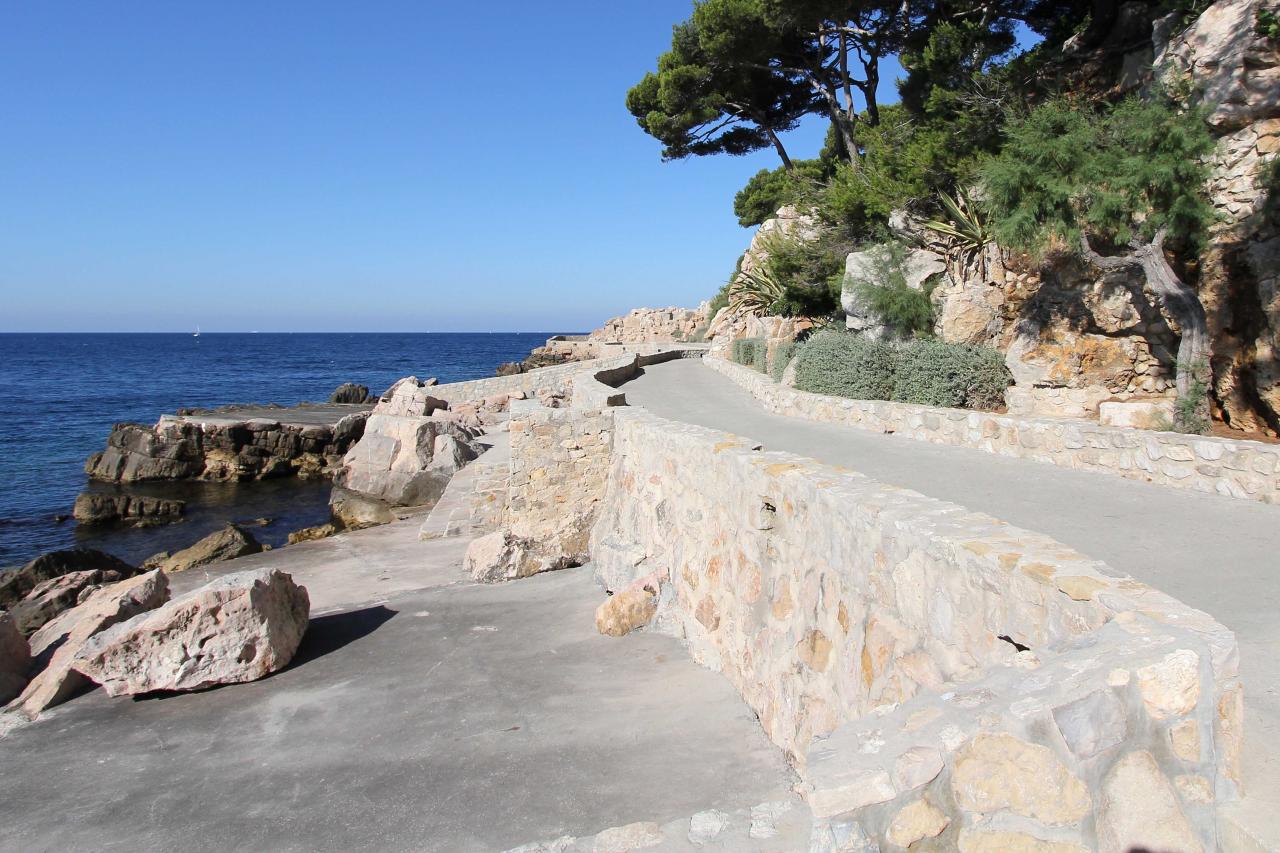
(924, 189, 991, 279)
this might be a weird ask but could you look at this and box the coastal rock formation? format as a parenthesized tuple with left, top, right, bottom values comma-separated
(336, 378, 481, 506)
(287, 522, 339, 544)
(328, 383, 371, 404)
(8, 569, 125, 635)
(0, 614, 30, 705)
(0, 548, 138, 610)
(85, 409, 370, 484)
(587, 304, 713, 344)
(74, 569, 309, 695)
(72, 492, 185, 526)
(156, 524, 263, 573)
(10, 570, 169, 718)
(328, 487, 396, 530)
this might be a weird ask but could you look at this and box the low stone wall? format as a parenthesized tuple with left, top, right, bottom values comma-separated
(708, 355, 1280, 505)
(589, 405, 1241, 848)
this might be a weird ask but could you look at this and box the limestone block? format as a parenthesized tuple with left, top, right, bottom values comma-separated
(1169, 718, 1202, 762)
(950, 733, 1091, 825)
(9, 569, 123, 636)
(806, 768, 896, 818)
(1098, 399, 1175, 430)
(885, 799, 949, 848)
(1052, 689, 1128, 759)
(10, 570, 169, 717)
(595, 588, 657, 637)
(589, 821, 663, 852)
(957, 829, 1088, 853)
(1096, 750, 1202, 853)
(892, 746, 944, 792)
(1136, 649, 1201, 720)
(74, 568, 308, 695)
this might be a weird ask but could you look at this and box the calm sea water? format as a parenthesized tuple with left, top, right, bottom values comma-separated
(0, 332, 561, 568)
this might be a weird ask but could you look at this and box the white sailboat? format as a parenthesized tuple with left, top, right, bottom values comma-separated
(193, 324, 201, 338)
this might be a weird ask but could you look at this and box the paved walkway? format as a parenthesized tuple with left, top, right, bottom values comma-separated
(0, 539, 796, 852)
(622, 358, 1280, 844)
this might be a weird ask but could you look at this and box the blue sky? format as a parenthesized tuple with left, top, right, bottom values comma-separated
(0, 1, 903, 332)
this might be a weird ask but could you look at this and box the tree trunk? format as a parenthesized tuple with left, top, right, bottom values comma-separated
(1134, 231, 1211, 400)
(1080, 231, 1211, 402)
(765, 128, 795, 171)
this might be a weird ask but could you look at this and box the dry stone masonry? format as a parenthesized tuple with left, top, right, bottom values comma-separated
(424, 353, 1246, 849)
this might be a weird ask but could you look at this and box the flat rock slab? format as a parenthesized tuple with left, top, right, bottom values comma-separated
(0, 567, 792, 852)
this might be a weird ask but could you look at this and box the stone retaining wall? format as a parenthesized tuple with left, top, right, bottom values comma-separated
(588, 402, 1241, 849)
(708, 355, 1280, 505)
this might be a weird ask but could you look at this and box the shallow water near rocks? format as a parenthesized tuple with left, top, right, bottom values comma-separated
(0, 331, 560, 568)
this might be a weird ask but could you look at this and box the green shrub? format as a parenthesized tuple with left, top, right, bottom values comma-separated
(792, 331, 1011, 410)
(731, 337, 767, 372)
(850, 242, 937, 338)
(793, 330, 897, 400)
(892, 339, 1010, 410)
(770, 341, 796, 382)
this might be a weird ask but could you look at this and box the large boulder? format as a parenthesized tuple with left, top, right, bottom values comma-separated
(72, 492, 185, 526)
(158, 524, 263, 574)
(336, 406, 480, 506)
(9, 570, 169, 718)
(329, 383, 371, 404)
(75, 569, 309, 695)
(8, 569, 124, 635)
(595, 588, 658, 637)
(464, 530, 576, 583)
(329, 487, 396, 530)
(0, 614, 30, 705)
(0, 548, 137, 610)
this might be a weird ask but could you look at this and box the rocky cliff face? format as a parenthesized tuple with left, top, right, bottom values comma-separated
(713, 0, 1279, 428)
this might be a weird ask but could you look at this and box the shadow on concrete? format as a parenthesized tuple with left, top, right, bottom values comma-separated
(288, 604, 398, 669)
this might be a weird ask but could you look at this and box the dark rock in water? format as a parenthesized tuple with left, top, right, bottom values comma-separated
(72, 492, 185, 526)
(0, 548, 139, 610)
(329, 383, 371, 404)
(0, 613, 30, 705)
(86, 412, 369, 484)
(329, 487, 396, 530)
(495, 361, 524, 376)
(157, 524, 263, 573)
(8, 569, 124, 635)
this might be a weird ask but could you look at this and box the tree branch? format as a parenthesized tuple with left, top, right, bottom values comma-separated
(1079, 233, 1140, 270)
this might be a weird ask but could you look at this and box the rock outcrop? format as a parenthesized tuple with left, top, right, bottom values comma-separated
(72, 492, 185, 526)
(8, 569, 125, 635)
(156, 524, 263, 574)
(336, 378, 481, 506)
(74, 568, 309, 695)
(328, 383, 371, 404)
(9, 570, 169, 717)
(0, 614, 30, 705)
(0, 548, 138, 610)
(587, 304, 713, 344)
(328, 487, 396, 530)
(286, 523, 339, 544)
(86, 410, 370, 484)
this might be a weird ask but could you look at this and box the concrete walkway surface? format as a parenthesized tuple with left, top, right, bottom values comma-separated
(621, 357, 1280, 846)
(0, 561, 795, 852)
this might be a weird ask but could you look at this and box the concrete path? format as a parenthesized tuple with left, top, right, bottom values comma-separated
(621, 358, 1280, 844)
(0, 556, 795, 852)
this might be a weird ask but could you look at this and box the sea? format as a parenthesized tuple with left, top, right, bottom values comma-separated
(0, 332, 563, 569)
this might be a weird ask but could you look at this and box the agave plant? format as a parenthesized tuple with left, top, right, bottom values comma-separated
(924, 189, 992, 280)
(728, 265, 785, 317)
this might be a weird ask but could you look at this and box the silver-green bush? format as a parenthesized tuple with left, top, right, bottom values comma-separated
(792, 331, 1011, 411)
(731, 337, 767, 372)
(793, 330, 897, 400)
(770, 341, 796, 382)
(892, 339, 1010, 410)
